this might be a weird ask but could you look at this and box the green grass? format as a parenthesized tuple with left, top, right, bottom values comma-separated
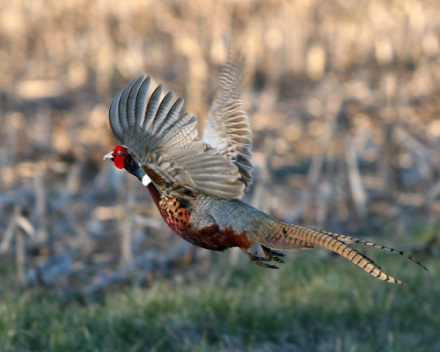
(0, 249, 438, 352)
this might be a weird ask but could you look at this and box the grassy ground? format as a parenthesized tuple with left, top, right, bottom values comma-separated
(1, 248, 437, 352)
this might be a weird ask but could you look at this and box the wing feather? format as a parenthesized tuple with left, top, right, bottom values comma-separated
(109, 75, 245, 199)
(135, 76, 151, 127)
(153, 91, 174, 135)
(143, 85, 162, 131)
(203, 54, 253, 190)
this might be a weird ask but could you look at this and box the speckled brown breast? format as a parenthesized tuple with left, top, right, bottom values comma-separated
(158, 197, 191, 235)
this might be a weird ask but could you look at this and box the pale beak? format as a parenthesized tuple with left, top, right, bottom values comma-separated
(103, 151, 114, 161)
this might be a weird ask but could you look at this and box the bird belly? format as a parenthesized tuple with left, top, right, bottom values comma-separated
(156, 196, 250, 251)
(178, 225, 251, 251)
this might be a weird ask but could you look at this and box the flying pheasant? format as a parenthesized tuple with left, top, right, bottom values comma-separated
(104, 56, 427, 285)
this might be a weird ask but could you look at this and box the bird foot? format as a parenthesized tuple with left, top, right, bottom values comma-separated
(249, 253, 279, 269)
(242, 246, 286, 269)
(261, 246, 286, 263)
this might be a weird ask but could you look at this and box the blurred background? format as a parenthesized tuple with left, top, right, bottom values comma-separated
(0, 0, 439, 295)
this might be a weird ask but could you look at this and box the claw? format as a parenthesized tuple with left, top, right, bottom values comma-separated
(271, 256, 285, 264)
(262, 246, 286, 263)
(259, 262, 279, 269)
(251, 251, 271, 262)
(250, 256, 279, 269)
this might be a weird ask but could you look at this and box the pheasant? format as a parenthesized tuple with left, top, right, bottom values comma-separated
(104, 56, 427, 285)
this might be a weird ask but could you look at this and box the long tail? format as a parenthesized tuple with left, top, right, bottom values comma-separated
(320, 230, 429, 272)
(262, 220, 427, 285)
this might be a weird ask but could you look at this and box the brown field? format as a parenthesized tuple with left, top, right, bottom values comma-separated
(0, 0, 439, 293)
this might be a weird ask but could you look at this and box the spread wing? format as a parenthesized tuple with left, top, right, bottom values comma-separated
(203, 55, 253, 190)
(109, 75, 245, 199)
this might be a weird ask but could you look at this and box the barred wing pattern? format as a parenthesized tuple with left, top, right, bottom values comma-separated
(203, 55, 253, 192)
(109, 76, 245, 199)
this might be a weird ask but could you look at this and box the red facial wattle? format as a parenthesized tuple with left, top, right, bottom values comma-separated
(113, 154, 125, 169)
(113, 145, 128, 169)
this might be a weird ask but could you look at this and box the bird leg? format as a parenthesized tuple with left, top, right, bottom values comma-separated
(241, 246, 285, 269)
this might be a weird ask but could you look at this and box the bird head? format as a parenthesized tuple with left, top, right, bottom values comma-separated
(103, 144, 130, 169)
(104, 144, 150, 185)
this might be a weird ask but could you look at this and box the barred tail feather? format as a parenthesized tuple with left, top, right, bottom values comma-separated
(264, 221, 404, 285)
(320, 230, 429, 272)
